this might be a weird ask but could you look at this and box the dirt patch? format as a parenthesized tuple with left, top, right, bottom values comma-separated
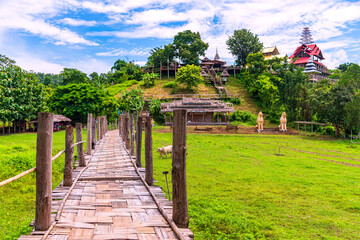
(311, 157, 360, 168)
(284, 147, 360, 162)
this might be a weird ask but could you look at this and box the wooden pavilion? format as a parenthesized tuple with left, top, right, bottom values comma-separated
(161, 98, 235, 126)
(29, 114, 71, 131)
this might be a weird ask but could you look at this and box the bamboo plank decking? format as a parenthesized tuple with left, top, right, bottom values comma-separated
(19, 130, 193, 240)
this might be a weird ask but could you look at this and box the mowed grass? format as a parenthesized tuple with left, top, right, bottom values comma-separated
(148, 128, 360, 239)
(0, 130, 87, 239)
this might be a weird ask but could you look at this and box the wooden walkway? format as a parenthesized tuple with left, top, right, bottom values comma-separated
(19, 130, 193, 240)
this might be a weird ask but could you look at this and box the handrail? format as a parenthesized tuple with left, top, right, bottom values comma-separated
(0, 140, 86, 188)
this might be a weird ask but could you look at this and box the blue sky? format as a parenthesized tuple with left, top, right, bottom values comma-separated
(0, 0, 359, 74)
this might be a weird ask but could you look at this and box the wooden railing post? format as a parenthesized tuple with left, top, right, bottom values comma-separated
(144, 116, 153, 186)
(118, 114, 122, 137)
(87, 113, 92, 155)
(100, 116, 105, 139)
(122, 115, 126, 142)
(136, 115, 143, 167)
(105, 115, 107, 133)
(124, 113, 130, 149)
(115, 118, 118, 130)
(130, 114, 135, 155)
(92, 116, 96, 149)
(172, 109, 189, 228)
(64, 125, 74, 187)
(76, 123, 85, 167)
(35, 112, 53, 231)
(97, 116, 100, 140)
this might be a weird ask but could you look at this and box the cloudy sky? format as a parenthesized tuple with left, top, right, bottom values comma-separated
(0, 0, 359, 74)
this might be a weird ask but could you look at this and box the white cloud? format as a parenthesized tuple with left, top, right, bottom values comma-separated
(323, 49, 349, 69)
(0, 0, 98, 46)
(14, 55, 64, 74)
(96, 48, 151, 57)
(66, 58, 112, 74)
(61, 18, 97, 26)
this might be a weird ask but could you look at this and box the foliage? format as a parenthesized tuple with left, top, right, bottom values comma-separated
(173, 30, 209, 65)
(337, 62, 355, 72)
(111, 60, 144, 81)
(142, 72, 159, 88)
(60, 68, 89, 85)
(0, 64, 45, 122)
(225, 97, 241, 105)
(118, 88, 144, 113)
(176, 64, 203, 90)
(36, 72, 63, 87)
(163, 81, 178, 89)
(0, 54, 16, 68)
(106, 80, 139, 96)
(247, 53, 267, 76)
(147, 44, 175, 68)
(229, 110, 257, 125)
(48, 83, 118, 123)
(226, 29, 263, 67)
(149, 99, 164, 124)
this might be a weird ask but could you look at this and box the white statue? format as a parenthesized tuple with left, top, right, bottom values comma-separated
(279, 112, 287, 131)
(256, 111, 264, 131)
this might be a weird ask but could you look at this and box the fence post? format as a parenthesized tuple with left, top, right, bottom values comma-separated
(115, 118, 118, 130)
(100, 116, 105, 139)
(97, 116, 100, 141)
(76, 123, 85, 167)
(130, 114, 135, 155)
(125, 114, 130, 149)
(144, 116, 153, 186)
(64, 125, 74, 187)
(87, 113, 92, 155)
(172, 109, 189, 228)
(35, 112, 53, 231)
(92, 116, 96, 149)
(136, 115, 143, 167)
(105, 115, 108, 133)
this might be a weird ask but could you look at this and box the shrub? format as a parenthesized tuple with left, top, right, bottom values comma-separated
(230, 110, 257, 125)
(163, 81, 178, 89)
(149, 99, 164, 124)
(225, 97, 242, 105)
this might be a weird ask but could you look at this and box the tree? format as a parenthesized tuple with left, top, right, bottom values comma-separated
(176, 64, 203, 90)
(337, 62, 355, 72)
(60, 68, 89, 85)
(0, 54, 16, 67)
(0, 64, 45, 123)
(142, 72, 159, 88)
(338, 64, 360, 89)
(118, 88, 144, 113)
(247, 53, 267, 76)
(147, 44, 175, 68)
(48, 83, 118, 123)
(226, 29, 263, 67)
(173, 30, 208, 65)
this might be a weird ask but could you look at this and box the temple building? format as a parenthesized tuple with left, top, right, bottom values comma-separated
(261, 46, 286, 60)
(289, 27, 330, 82)
(200, 48, 228, 69)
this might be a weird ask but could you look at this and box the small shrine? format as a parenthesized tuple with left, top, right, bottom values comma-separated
(261, 46, 285, 60)
(161, 98, 235, 126)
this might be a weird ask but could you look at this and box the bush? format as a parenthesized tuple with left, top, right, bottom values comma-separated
(149, 99, 164, 124)
(163, 81, 178, 89)
(225, 97, 242, 105)
(230, 110, 257, 125)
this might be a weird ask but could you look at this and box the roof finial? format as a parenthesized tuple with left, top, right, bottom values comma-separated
(299, 27, 314, 45)
(214, 47, 220, 60)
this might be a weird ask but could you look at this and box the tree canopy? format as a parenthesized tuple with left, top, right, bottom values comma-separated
(0, 64, 45, 122)
(118, 88, 144, 113)
(176, 64, 203, 90)
(48, 83, 118, 123)
(173, 30, 208, 65)
(147, 44, 175, 68)
(60, 68, 89, 85)
(226, 29, 263, 67)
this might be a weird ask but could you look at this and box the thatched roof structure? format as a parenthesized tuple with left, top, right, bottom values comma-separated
(29, 114, 72, 123)
(161, 98, 235, 113)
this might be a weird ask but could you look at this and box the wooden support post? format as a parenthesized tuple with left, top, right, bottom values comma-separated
(136, 116, 143, 167)
(130, 114, 135, 156)
(122, 115, 126, 142)
(100, 116, 104, 139)
(118, 114, 122, 136)
(298, 123, 299, 132)
(64, 125, 74, 187)
(87, 113, 92, 155)
(92, 116, 96, 149)
(144, 117, 153, 186)
(172, 109, 189, 228)
(115, 118, 118, 130)
(35, 112, 54, 231)
(305, 123, 307, 134)
(76, 123, 85, 167)
(97, 116, 100, 141)
(125, 114, 130, 149)
(311, 124, 313, 133)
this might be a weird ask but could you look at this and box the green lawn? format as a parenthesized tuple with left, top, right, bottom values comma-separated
(148, 128, 360, 239)
(0, 130, 87, 239)
(2, 129, 360, 239)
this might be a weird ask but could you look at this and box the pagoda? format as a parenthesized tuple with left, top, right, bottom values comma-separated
(289, 27, 330, 82)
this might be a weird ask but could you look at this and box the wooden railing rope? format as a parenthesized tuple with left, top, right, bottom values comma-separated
(0, 142, 85, 188)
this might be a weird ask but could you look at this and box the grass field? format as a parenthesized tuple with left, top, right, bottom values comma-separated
(148, 128, 360, 239)
(2, 129, 360, 239)
(0, 130, 87, 239)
